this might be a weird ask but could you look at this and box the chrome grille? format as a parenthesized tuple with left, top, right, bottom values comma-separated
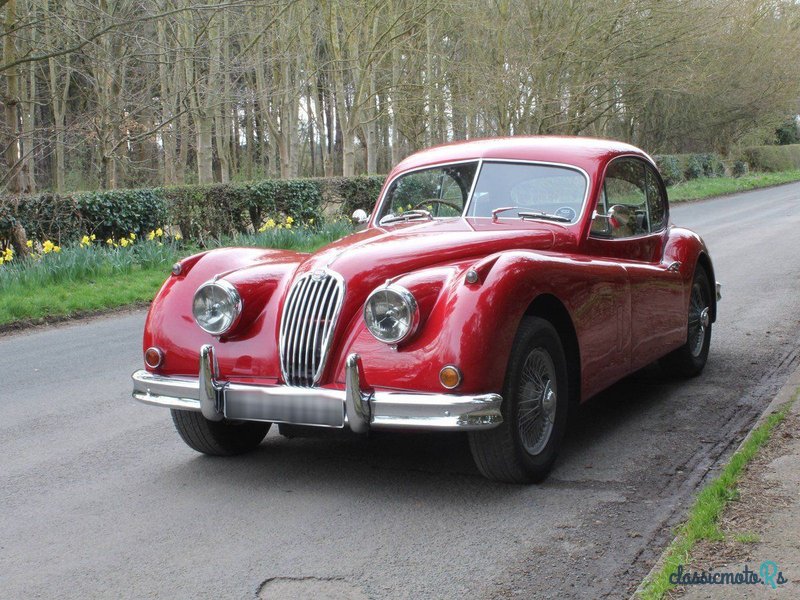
(279, 270, 345, 387)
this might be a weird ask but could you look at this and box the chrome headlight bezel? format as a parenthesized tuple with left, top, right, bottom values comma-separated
(363, 284, 420, 344)
(192, 279, 242, 336)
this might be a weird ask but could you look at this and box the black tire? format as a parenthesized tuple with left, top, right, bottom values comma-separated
(170, 409, 271, 456)
(469, 317, 569, 483)
(660, 266, 712, 378)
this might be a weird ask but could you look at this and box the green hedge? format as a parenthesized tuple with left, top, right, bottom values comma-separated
(654, 153, 726, 186)
(0, 175, 385, 246)
(740, 144, 800, 172)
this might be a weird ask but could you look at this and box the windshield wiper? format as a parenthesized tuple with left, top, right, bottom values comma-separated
(379, 209, 433, 225)
(518, 211, 572, 223)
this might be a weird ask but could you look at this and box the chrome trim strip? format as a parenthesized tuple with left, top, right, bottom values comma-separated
(131, 352, 503, 432)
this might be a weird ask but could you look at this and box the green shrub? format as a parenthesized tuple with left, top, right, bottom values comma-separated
(1, 174, 385, 247)
(732, 160, 749, 177)
(684, 155, 704, 180)
(654, 155, 683, 186)
(740, 144, 800, 172)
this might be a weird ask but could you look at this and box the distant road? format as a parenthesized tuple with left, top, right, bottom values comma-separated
(1, 182, 799, 599)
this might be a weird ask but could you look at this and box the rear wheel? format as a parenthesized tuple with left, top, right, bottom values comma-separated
(171, 409, 271, 456)
(469, 317, 569, 483)
(660, 266, 712, 378)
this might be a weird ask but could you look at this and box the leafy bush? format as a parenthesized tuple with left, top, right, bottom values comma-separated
(740, 144, 800, 172)
(654, 155, 683, 186)
(1, 175, 385, 247)
(732, 160, 749, 177)
(684, 155, 704, 180)
(775, 119, 800, 145)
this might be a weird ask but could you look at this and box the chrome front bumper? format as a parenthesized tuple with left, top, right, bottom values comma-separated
(131, 345, 503, 432)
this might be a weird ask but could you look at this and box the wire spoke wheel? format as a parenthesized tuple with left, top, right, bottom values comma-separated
(516, 348, 557, 455)
(688, 281, 710, 358)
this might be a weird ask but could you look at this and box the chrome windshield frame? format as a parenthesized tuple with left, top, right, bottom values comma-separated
(373, 158, 591, 227)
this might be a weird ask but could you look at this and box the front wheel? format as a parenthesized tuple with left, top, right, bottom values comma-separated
(660, 266, 712, 378)
(469, 317, 569, 483)
(171, 409, 271, 456)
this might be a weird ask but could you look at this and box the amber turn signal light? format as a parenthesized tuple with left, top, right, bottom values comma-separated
(439, 365, 462, 389)
(144, 347, 164, 369)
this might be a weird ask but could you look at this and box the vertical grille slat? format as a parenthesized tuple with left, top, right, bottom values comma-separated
(279, 271, 345, 387)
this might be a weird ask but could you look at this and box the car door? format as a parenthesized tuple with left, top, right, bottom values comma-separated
(585, 157, 685, 373)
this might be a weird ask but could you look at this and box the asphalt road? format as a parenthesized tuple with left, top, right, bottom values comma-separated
(2, 183, 799, 600)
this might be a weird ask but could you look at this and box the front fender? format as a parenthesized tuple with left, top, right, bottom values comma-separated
(332, 251, 596, 395)
(143, 247, 305, 378)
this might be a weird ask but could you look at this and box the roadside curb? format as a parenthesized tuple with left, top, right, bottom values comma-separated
(631, 362, 800, 599)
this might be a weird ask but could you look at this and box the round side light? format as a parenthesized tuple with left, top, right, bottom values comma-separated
(145, 347, 164, 369)
(439, 365, 462, 389)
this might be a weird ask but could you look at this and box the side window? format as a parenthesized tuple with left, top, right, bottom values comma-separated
(646, 166, 667, 231)
(591, 158, 649, 238)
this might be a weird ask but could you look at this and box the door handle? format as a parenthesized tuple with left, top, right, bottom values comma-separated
(667, 261, 682, 272)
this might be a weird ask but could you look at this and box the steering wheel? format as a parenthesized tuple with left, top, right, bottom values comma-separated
(412, 199, 462, 214)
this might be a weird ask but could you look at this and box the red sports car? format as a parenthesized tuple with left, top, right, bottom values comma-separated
(132, 137, 720, 483)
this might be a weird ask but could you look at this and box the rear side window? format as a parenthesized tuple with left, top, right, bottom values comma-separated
(646, 166, 667, 231)
(592, 158, 665, 238)
(592, 158, 646, 238)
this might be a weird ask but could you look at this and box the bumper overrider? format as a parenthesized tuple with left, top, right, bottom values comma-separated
(131, 345, 503, 432)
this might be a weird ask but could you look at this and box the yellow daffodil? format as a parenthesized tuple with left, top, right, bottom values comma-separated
(309, 218, 314, 225)
(120, 238, 130, 247)
(43, 240, 55, 254)
(286, 216, 294, 225)
(26, 240, 33, 248)
(129, 232, 136, 240)
(175, 233, 182, 241)
(106, 238, 114, 246)
(3, 247, 13, 262)
(90, 234, 96, 241)
(0, 256, 4, 265)
(285, 223, 292, 229)
(53, 245, 61, 253)
(277, 224, 284, 229)
(80, 235, 91, 248)
(155, 228, 163, 237)
(147, 230, 155, 241)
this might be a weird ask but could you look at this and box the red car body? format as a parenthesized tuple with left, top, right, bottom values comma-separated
(133, 136, 718, 482)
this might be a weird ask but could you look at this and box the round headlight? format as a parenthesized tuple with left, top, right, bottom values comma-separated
(364, 285, 419, 344)
(192, 279, 242, 335)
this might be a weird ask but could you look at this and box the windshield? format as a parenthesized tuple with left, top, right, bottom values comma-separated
(378, 161, 587, 225)
(467, 162, 587, 222)
(377, 162, 479, 224)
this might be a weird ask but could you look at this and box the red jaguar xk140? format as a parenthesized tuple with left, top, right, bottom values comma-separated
(132, 136, 720, 483)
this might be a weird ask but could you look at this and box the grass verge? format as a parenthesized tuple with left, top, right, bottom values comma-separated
(636, 389, 799, 599)
(668, 170, 800, 202)
(0, 266, 169, 327)
(0, 221, 353, 327)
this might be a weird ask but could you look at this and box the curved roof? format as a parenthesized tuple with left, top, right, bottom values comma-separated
(391, 136, 651, 177)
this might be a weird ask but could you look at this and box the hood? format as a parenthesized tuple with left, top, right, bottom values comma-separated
(299, 218, 558, 286)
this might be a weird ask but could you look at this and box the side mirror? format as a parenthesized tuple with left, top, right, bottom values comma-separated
(352, 209, 369, 228)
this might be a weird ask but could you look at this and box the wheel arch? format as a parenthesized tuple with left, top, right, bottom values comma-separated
(695, 251, 717, 322)
(524, 294, 581, 408)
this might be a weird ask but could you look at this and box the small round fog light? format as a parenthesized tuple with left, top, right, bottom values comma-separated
(439, 365, 462, 389)
(171, 262, 182, 276)
(144, 347, 163, 369)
